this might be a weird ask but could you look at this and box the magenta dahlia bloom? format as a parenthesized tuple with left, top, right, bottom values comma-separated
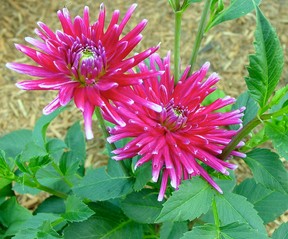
(107, 53, 245, 201)
(6, 4, 160, 139)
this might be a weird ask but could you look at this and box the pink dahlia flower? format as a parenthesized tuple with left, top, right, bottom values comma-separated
(6, 4, 160, 139)
(107, 53, 245, 201)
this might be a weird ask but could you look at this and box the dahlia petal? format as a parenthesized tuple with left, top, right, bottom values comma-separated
(43, 97, 61, 114)
(59, 84, 76, 105)
(82, 102, 95, 139)
(158, 170, 169, 201)
(57, 8, 74, 35)
(6, 63, 56, 77)
(118, 3, 137, 33)
(131, 93, 162, 113)
(37, 22, 57, 40)
(25, 37, 48, 51)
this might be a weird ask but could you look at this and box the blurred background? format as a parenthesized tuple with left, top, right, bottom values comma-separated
(0, 0, 287, 234)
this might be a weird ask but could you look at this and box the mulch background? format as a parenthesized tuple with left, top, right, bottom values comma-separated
(0, 0, 287, 235)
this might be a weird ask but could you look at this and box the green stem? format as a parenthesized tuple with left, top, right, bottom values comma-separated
(37, 184, 68, 199)
(212, 197, 220, 238)
(219, 107, 288, 160)
(94, 107, 129, 176)
(188, 0, 211, 75)
(219, 117, 261, 160)
(174, 10, 183, 82)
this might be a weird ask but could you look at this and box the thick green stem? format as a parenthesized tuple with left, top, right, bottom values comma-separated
(174, 10, 183, 82)
(188, 0, 211, 75)
(94, 107, 129, 176)
(219, 107, 288, 160)
(37, 184, 68, 199)
(212, 197, 220, 238)
(219, 117, 261, 160)
(17, 175, 68, 199)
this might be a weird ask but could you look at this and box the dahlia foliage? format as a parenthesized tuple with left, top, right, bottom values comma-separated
(7, 4, 160, 139)
(3, 1, 287, 238)
(107, 53, 245, 200)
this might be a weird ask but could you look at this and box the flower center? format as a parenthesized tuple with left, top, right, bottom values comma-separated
(69, 39, 107, 86)
(161, 100, 189, 131)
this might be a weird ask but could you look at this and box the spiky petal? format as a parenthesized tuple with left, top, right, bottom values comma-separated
(7, 4, 160, 139)
(107, 52, 245, 201)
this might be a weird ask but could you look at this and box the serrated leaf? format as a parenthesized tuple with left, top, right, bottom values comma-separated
(35, 196, 65, 214)
(13, 213, 61, 235)
(73, 167, 133, 201)
(234, 178, 288, 223)
(245, 4, 284, 108)
(60, 122, 86, 176)
(156, 178, 214, 222)
(181, 224, 217, 239)
(20, 142, 48, 162)
(220, 222, 267, 239)
(64, 202, 143, 239)
(14, 215, 62, 239)
(215, 192, 266, 234)
(33, 107, 65, 148)
(46, 138, 67, 162)
(207, 0, 262, 30)
(244, 149, 288, 194)
(269, 85, 288, 112)
(62, 195, 94, 222)
(36, 164, 72, 194)
(0, 129, 32, 158)
(133, 161, 152, 191)
(230, 91, 259, 130)
(265, 118, 288, 160)
(0, 197, 32, 237)
(160, 222, 188, 239)
(272, 222, 288, 239)
(121, 189, 162, 224)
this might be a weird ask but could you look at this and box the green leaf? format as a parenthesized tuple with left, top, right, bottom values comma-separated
(272, 222, 288, 239)
(207, 0, 262, 30)
(219, 222, 267, 239)
(73, 167, 133, 201)
(46, 138, 67, 162)
(35, 196, 65, 214)
(213, 170, 236, 192)
(60, 122, 86, 176)
(0, 150, 15, 180)
(36, 163, 72, 193)
(0, 197, 32, 237)
(14, 219, 62, 239)
(244, 149, 288, 194)
(230, 91, 259, 130)
(62, 195, 94, 222)
(64, 201, 143, 239)
(156, 178, 214, 222)
(20, 142, 48, 162)
(181, 223, 266, 239)
(269, 85, 288, 112)
(133, 161, 152, 191)
(215, 192, 266, 234)
(33, 107, 65, 148)
(245, 4, 284, 108)
(160, 222, 188, 239)
(13, 213, 61, 239)
(234, 178, 288, 223)
(181, 224, 217, 239)
(265, 117, 288, 160)
(0, 129, 32, 158)
(121, 189, 163, 224)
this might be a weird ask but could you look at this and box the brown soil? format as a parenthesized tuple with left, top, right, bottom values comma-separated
(0, 0, 287, 236)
